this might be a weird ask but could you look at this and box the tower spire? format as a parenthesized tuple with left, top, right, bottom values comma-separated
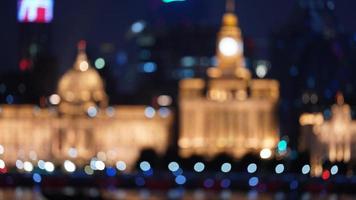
(226, 0, 235, 13)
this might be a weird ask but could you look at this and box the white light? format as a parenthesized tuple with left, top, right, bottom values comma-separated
(275, 164, 285, 174)
(157, 95, 172, 106)
(95, 160, 105, 171)
(116, 161, 127, 171)
(49, 94, 61, 105)
(44, 162, 55, 172)
(219, 37, 242, 56)
(29, 151, 37, 161)
(87, 106, 98, 118)
(0, 159, 5, 169)
(194, 162, 205, 172)
(38, 160, 46, 170)
(260, 148, 272, 159)
(79, 61, 89, 71)
(140, 161, 151, 172)
(301, 164, 310, 175)
(256, 64, 267, 78)
(168, 162, 180, 172)
(16, 160, 24, 169)
(68, 148, 78, 158)
(330, 165, 338, 175)
(221, 163, 232, 173)
(24, 161, 33, 172)
(144, 107, 155, 118)
(0, 145, 4, 154)
(247, 163, 257, 173)
(95, 58, 105, 69)
(64, 160, 76, 173)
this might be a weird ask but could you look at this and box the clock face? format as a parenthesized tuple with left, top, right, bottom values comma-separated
(218, 37, 242, 56)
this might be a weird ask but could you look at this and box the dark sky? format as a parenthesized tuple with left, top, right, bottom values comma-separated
(1, 0, 356, 72)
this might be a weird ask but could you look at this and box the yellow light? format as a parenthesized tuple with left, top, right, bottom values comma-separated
(219, 37, 242, 56)
(260, 148, 272, 159)
(79, 61, 89, 71)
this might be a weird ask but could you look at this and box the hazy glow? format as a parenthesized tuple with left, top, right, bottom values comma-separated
(44, 162, 55, 172)
(95, 58, 105, 69)
(64, 160, 76, 173)
(116, 161, 127, 171)
(256, 64, 267, 78)
(140, 161, 151, 172)
(193, 162, 205, 172)
(24, 161, 33, 172)
(168, 162, 179, 172)
(219, 37, 241, 56)
(260, 148, 272, 159)
(221, 163, 232, 173)
(0, 160, 5, 169)
(301, 164, 310, 175)
(247, 163, 257, 173)
(49, 94, 61, 105)
(275, 164, 285, 174)
(330, 165, 338, 175)
(79, 61, 89, 71)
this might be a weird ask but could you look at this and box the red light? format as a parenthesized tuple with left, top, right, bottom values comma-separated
(19, 59, 31, 71)
(322, 170, 330, 180)
(0, 167, 7, 174)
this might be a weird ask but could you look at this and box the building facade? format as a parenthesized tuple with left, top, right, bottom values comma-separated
(300, 93, 356, 176)
(178, 1, 280, 158)
(0, 43, 173, 170)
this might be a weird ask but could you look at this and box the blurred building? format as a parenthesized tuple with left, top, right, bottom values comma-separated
(0, 43, 173, 170)
(178, 1, 280, 158)
(300, 93, 356, 176)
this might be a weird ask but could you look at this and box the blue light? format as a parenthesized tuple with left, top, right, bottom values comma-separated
(33, 173, 42, 183)
(163, 0, 186, 3)
(142, 62, 157, 73)
(302, 164, 311, 175)
(290, 180, 298, 190)
(173, 168, 183, 176)
(168, 162, 179, 172)
(193, 162, 205, 172)
(175, 175, 186, 185)
(106, 167, 117, 177)
(203, 179, 214, 188)
(6, 95, 14, 104)
(135, 177, 145, 186)
(277, 140, 287, 152)
(139, 161, 151, 172)
(248, 177, 259, 187)
(221, 163, 232, 173)
(247, 163, 257, 174)
(220, 179, 231, 189)
(275, 164, 285, 174)
(131, 21, 145, 33)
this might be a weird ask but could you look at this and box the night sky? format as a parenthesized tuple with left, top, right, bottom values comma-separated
(1, 0, 356, 73)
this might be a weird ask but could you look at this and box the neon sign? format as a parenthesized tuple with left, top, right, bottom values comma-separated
(18, 0, 54, 23)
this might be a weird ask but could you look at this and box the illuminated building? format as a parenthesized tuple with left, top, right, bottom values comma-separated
(178, 0, 280, 158)
(0, 42, 173, 170)
(300, 93, 356, 176)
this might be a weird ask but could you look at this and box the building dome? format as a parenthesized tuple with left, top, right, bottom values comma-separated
(57, 41, 108, 116)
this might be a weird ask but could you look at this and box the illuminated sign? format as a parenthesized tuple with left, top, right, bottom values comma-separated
(18, 0, 54, 23)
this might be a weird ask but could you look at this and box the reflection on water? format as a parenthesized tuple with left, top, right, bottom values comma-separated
(0, 188, 355, 200)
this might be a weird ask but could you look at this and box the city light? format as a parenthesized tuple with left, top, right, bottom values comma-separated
(193, 162, 205, 172)
(94, 160, 106, 171)
(221, 163, 232, 173)
(23, 161, 33, 172)
(49, 94, 61, 105)
(0, 160, 5, 169)
(144, 107, 156, 118)
(277, 140, 288, 152)
(175, 175, 186, 185)
(168, 162, 180, 172)
(131, 21, 146, 33)
(275, 164, 285, 174)
(162, 0, 186, 3)
(330, 165, 338, 175)
(157, 95, 172, 106)
(219, 37, 241, 56)
(44, 162, 55, 172)
(32, 173, 42, 183)
(0, 145, 4, 154)
(18, 0, 54, 23)
(64, 160, 76, 173)
(116, 161, 127, 171)
(248, 177, 259, 187)
(247, 163, 257, 174)
(16, 160, 24, 170)
(260, 148, 272, 159)
(140, 161, 151, 172)
(301, 164, 310, 175)
(256, 64, 267, 78)
(79, 61, 89, 72)
(95, 58, 105, 69)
